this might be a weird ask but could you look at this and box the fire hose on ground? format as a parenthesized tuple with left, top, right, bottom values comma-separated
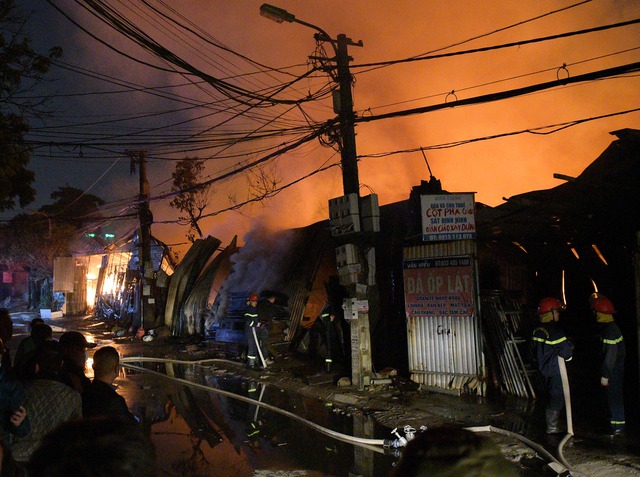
(120, 356, 586, 475)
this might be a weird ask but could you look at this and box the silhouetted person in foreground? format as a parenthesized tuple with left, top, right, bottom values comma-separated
(13, 318, 44, 376)
(12, 340, 82, 464)
(390, 425, 519, 477)
(59, 331, 95, 394)
(0, 337, 29, 477)
(28, 417, 156, 477)
(82, 346, 137, 422)
(0, 309, 14, 373)
(14, 322, 52, 381)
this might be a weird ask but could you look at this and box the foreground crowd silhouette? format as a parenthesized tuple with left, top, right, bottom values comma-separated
(0, 311, 152, 476)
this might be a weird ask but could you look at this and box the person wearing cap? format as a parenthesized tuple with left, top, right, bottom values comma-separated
(59, 331, 96, 394)
(590, 295, 626, 436)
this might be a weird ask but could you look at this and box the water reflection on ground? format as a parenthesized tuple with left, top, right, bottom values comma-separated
(120, 361, 396, 477)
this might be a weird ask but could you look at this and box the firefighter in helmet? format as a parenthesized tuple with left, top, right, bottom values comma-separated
(591, 295, 626, 436)
(244, 293, 260, 368)
(532, 297, 573, 434)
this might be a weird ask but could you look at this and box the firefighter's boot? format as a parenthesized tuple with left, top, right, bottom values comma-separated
(247, 357, 257, 369)
(325, 359, 332, 373)
(545, 409, 561, 434)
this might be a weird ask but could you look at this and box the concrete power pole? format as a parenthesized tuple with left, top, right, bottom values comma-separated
(335, 33, 360, 196)
(331, 35, 375, 391)
(128, 150, 156, 331)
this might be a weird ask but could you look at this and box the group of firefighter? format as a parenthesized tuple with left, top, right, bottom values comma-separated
(243, 290, 626, 437)
(244, 292, 347, 372)
(533, 293, 626, 437)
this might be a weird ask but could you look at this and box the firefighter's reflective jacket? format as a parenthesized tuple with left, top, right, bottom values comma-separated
(245, 307, 259, 328)
(599, 321, 625, 379)
(532, 322, 573, 377)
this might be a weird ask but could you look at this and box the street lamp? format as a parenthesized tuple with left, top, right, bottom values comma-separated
(259, 3, 362, 196)
(259, 4, 295, 24)
(260, 4, 333, 45)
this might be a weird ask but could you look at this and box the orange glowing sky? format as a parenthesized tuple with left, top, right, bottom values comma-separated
(19, 1, 640, 257)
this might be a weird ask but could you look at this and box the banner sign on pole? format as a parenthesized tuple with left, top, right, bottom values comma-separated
(421, 193, 476, 241)
(403, 256, 475, 318)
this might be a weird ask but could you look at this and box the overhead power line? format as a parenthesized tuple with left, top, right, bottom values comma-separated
(353, 18, 640, 70)
(359, 107, 640, 158)
(356, 62, 640, 124)
(131, 123, 333, 207)
(46, 0, 328, 109)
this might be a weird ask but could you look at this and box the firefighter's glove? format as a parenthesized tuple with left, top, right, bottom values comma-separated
(600, 377, 609, 387)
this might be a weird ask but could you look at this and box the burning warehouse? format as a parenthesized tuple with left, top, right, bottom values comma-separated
(53, 231, 174, 324)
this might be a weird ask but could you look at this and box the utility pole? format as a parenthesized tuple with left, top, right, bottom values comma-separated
(128, 149, 155, 332)
(331, 34, 374, 391)
(260, 4, 376, 390)
(335, 33, 361, 196)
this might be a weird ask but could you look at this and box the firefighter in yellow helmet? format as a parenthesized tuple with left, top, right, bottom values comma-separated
(532, 297, 573, 434)
(591, 295, 626, 436)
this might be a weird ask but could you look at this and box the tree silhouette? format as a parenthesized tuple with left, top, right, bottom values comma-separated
(0, 1, 62, 211)
(170, 158, 213, 243)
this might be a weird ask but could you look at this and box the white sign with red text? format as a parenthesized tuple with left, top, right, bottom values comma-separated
(421, 193, 476, 241)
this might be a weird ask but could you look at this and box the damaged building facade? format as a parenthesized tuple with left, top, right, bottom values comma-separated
(53, 232, 174, 322)
(198, 128, 639, 403)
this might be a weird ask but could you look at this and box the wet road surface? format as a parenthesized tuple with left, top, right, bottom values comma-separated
(8, 313, 640, 477)
(118, 360, 397, 477)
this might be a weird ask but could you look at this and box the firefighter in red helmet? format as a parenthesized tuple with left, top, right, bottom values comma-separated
(591, 295, 626, 436)
(532, 297, 573, 434)
(244, 293, 260, 368)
